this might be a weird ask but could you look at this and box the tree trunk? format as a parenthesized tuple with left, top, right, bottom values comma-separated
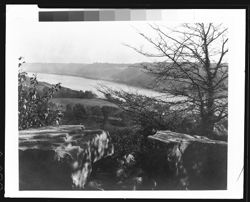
(199, 115, 215, 137)
(202, 59, 215, 137)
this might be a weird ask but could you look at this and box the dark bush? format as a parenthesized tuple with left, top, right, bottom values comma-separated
(106, 127, 143, 158)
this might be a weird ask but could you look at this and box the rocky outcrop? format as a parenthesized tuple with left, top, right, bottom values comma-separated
(148, 130, 227, 190)
(19, 125, 114, 190)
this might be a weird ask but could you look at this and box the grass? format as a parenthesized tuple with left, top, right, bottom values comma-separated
(51, 98, 118, 108)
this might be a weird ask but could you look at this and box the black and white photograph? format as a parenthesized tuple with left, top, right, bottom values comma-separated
(5, 6, 245, 199)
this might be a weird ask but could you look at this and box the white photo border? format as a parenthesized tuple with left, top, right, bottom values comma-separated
(5, 6, 246, 198)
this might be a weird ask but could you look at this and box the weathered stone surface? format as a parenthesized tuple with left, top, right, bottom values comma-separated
(148, 130, 227, 145)
(19, 125, 114, 190)
(148, 130, 227, 190)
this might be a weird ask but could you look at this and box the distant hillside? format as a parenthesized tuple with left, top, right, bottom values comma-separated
(23, 63, 132, 80)
(111, 66, 154, 89)
(22, 62, 154, 89)
(23, 62, 228, 92)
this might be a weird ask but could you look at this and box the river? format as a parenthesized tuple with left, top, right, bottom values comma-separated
(27, 72, 169, 99)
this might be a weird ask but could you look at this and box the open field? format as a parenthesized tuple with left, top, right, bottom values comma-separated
(51, 98, 118, 108)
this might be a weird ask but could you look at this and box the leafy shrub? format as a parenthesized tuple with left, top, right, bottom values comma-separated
(107, 127, 143, 157)
(18, 58, 63, 130)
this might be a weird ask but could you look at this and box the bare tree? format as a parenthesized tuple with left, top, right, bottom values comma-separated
(126, 23, 228, 137)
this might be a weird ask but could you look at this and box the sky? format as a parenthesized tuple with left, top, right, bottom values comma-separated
(6, 6, 174, 64)
(6, 6, 231, 64)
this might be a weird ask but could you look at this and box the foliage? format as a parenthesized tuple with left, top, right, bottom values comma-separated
(52, 88, 97, 99)
(18, 57, 63, 130)
(89, 106, 103, 116)
(61, 103, 122, 128)
(107, 126, 143, 157)
(72, 104, 88, 121)
(98, 87, 199, 136)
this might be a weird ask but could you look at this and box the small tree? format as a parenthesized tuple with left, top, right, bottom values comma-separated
(72, 104, 88, 122)
(18, 57, 63, 129)
(101, 106, 117, 128)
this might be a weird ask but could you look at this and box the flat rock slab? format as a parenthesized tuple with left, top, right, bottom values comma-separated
(19, 125, 114, 190)
(148, 130, 227, 190)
